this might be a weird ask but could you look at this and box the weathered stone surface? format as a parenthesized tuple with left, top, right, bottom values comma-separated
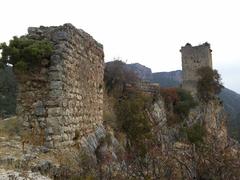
(52, 31, 70, 42)
(181, 42, 212, 93)
(81, 124, 106, 154)
(16, 23, 104, 148)
(34, 101, 45, 116)
(0, 169, 51, 180)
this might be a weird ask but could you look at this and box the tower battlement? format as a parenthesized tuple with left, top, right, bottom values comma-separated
(181, 42, 213, 93)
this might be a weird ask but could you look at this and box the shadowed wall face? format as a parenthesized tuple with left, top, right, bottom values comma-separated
(16, 24, 104, 148)
(181, 43, 212, 93)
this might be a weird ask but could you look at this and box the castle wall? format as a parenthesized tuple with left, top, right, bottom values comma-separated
(16, 24, 104, 148)
(181, 43, 212, 93)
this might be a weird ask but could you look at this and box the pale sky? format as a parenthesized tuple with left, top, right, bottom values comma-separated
(1, 0, 240, 93)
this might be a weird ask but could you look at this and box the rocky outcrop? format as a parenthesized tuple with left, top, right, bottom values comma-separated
(0, 169, 51, 180)
(127, 62, 240, 141)
(147, 96, 235, 179)
(188, 99, 228, 147)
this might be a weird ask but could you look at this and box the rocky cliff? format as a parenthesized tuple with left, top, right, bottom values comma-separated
(126, 63, 240, 141)
(148, 97, 239, 179)
(127, 63, 152, 80)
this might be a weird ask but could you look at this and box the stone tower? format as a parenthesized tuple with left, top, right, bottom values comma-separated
(16, 24, 104, 148)
(180, 42, 212, 93)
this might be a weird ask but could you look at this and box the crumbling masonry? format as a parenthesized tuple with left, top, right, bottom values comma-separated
(181, 42, 212, 93)
(16, 24, 104, 148)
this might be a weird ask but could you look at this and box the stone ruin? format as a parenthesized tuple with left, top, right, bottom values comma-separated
(16, 24, 104, 148)
(180, 42, 213, 93)
(126, 81, 160, 94)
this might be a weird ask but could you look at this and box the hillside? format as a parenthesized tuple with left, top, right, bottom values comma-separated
(1, 63, 239, 141)
(127, 63, 240, 141)
(0, 60, 239, 179)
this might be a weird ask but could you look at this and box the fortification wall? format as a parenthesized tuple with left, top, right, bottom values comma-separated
(16, 24, 104, 148)
(181, 42, 212, 93)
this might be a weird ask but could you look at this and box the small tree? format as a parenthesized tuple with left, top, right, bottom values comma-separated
(104, 60, 139, 95)
(197, 67, 224, 102)
(0, 36, 53, 72)
(115, 90, 152, 156)
(160, 88, 197, 126)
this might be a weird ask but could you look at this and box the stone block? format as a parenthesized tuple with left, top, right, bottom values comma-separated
(52, 31, 70, 42)
(34, 101, 46, 116)
(50, 81, 62, 90)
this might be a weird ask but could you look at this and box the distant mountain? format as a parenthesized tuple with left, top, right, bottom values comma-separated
(127, 63, 152, 80)
(151, 71, 182, 87)
(126, 63, 240, 141)
(219, 88, 240, 139)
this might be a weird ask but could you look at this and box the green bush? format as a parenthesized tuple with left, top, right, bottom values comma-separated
(115, 90, 153, 156)
(174, 88, 197, 118)
(0, 36, 53, 72)
(179, 123, 205, 146)
(160, 88, 197, 126)
(197, 67, 224, 102)
(186, 123, 205, 145)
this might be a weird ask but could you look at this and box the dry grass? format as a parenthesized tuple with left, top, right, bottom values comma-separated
(0, 116, 21, 138)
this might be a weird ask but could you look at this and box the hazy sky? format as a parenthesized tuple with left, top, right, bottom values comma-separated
(1, 0, 240, 93)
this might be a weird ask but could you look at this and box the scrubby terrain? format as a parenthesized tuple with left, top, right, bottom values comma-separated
(0, 25, 240, 179)
(127, 63, 240, 141)
(0, 61, 239, 179)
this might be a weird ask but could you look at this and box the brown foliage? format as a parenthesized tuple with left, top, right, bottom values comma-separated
(160, 88, 196, 126)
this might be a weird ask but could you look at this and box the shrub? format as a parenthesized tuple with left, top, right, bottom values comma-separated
(159, 88, 179, 111)
(115, 90, 153, 156)
(104, 60, 139, 96)
(174, 88, 197, 118)
(186, 123, 205, 145)
(103, 111, 117, 129)
(160, 88, 197, 126)
(197, 67, 224, 102)
(0, 36, 53, 72)
(179, 123, 205, 146)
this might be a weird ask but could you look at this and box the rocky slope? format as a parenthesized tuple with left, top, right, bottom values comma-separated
(1, 79, 239, 179)
(4, 61, 233, 179)
(103, 60, 240, 178)
(148, 97, 239, 179)
(126, 63, 240, 141)
(0, 61, 240, 179)
(2, 63, 239, 141)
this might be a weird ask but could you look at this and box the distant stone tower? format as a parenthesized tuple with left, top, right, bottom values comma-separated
(180, 42, 212, 93)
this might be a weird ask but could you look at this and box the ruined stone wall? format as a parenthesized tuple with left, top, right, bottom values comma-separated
(16, 24, 104, 148)
(180, 42, 212, 93)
